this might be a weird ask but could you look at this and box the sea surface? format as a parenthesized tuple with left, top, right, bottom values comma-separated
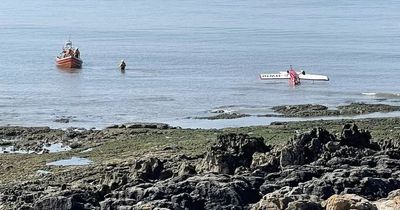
(1, 0, 400, 129)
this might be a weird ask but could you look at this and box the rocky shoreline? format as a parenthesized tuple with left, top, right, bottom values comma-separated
(1, 119, 400, 209)
(198, 103, 400, 120)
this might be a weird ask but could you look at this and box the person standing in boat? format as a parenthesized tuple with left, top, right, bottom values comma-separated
(67, 48, 73, 57)
(61, 49, 67, 58)
(287, 65, 300, 85)
(74, 48, 80, 58)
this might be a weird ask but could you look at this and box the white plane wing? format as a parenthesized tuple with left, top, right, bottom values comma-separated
(260, 72, 329, 81)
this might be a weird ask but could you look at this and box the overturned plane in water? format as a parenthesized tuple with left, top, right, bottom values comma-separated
(259, 70, 329, 85)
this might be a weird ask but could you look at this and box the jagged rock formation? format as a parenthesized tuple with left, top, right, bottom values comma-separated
(197, 133, 271, 174)
(252, 124, 400, 209)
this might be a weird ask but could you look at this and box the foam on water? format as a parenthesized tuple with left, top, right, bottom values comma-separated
(362, 93, 378, 96)
(362, 92, 400, 99)
(80, 148, 93, 153)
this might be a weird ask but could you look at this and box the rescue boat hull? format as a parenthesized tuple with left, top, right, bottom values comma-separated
(56, 56, 82, 69)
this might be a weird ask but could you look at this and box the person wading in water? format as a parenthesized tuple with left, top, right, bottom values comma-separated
(287, 65, 300, 85)
(119, 60, 126, 71)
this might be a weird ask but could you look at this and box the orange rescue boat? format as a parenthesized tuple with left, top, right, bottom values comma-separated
(56, 40, 82, 69)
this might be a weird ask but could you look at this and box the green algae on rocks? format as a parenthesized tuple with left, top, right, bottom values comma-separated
(272, 102, 400, 117)
(195, 112, 250, 120)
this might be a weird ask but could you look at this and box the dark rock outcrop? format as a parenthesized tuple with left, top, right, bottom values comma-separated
(272, 103, 400, 117)
(340, 123, 379, 149)
(197, 133, 271, 174)
(254, 123, 400, 208)
(280, 127, 335, 167)
(272, 104, 339, 117)
(195, 113, 251, 120)
(132, 157, 166, 181)
(338, 102, 400, 115)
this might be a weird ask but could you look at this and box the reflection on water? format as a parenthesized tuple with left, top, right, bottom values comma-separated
(1, 143, 71, 154)
(57, 67, 82, 74)
(46, 157, 93, 166)
(1, 146, 32, 154)
(42, 143, 71, 153)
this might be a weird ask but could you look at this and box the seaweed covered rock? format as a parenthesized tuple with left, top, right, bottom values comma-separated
(338, 102, 400, 115)
(271, 104, 339, 117)
(195, 113, 250, 120)
(272, 103, 400, 117)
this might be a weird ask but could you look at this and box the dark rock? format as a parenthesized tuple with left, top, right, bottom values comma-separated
(54, 118, 70, 123)
(197, 133, 271, 174)
(286, 200, 323, 210)
(338, 102, 400, 115)
(18, 193, 34, 204)
(20, 206, 34, 210)
(251, 151, 280, 173)
(106, 125, 119, 129)
(102, 171, 128, 190)
(33, 196, 72, 210)
(195, 113, 250, 120)
(171, 193, 203, 210)
(360, 177, 400, 200)
(272, 104, 339, 117)
(132, 157, 165, 181)
(271, 103, 400, 118)
(340, 123, 379, 150)
(280, 127, 335, 167)
(270, 121, 286, 126)
(125, 123, 171, 129)
(177, 162, 196, 177)
(69, 142, 82, 149)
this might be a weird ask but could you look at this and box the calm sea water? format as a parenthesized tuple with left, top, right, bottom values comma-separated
(1, 0, 400, 128)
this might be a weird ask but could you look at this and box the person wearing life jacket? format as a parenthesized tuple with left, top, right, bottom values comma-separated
(288, 65, 300, 85)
